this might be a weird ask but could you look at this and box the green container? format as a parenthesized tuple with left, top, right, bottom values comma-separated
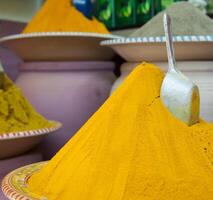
(207, 0, 213, 14)
(136, 0, 154, 25)
(154, 0, 162, 14)
(115, 0, 137, 29)
(95, 0, 116, 29)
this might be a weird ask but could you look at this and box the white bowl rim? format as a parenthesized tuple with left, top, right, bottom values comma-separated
(0, 32, 123, 43)
(101, 35, 213, 46)
(0, 121, 62, 140)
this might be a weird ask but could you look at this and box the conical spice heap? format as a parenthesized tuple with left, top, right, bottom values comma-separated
(23, 0, 109, 34)
(28, 63, 213, 199)
(131, 2, 213, 37)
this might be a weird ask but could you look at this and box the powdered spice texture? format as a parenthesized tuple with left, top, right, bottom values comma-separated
(29, 63, 213, 200)
(0, 75, 53, 134)
(23, 0, 109, 34)
(131, 2, 213, 37)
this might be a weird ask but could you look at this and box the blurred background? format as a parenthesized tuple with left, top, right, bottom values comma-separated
(0, 1, 212, 32)
(1, 0, 213, 79)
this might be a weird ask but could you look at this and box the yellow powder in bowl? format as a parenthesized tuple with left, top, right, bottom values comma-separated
(28, 63, 213, 199)
(0, 75, 53, 134)
(23, 0, 109, 34)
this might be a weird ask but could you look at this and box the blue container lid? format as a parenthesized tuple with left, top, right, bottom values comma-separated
(73, 0, 94, 19)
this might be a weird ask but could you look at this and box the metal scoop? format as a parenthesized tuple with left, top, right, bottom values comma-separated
(160, 13, 200, 126)
(0, 62, 4, 89)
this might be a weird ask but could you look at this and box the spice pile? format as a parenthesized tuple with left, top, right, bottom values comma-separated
(28, 63, 213, 199)
(0, 75, 53, 134)
(131, 2, 213, 37)
(23, 0, 109, 34)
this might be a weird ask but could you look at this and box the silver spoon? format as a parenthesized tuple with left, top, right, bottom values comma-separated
(0, 62, 4, 89)
(160, 13, 200, 126)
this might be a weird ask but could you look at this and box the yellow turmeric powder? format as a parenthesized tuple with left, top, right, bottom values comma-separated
(23, 0, 109, 34)
(28, 62, 213, 199)
(0, 75, 53, 134)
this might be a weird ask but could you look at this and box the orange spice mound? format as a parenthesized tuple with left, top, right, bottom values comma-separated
(23, 0, 109, 34)
(28, 63, 213, 200)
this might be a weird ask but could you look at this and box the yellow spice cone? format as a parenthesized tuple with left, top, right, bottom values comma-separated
(23, 0, 109, 34)
(28, 63, 213, 200)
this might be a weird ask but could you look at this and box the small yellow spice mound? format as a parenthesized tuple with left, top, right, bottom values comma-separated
(0, 75, 53, 134)
(28, 63, 213, 199)
(23, 0, 109, 34)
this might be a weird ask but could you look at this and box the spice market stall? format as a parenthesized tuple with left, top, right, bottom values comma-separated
(1, 1, 213, 200)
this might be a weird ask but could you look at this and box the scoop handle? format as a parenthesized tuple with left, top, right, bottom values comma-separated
(0, 62, 4, 89)
(163, 13, 177, 72)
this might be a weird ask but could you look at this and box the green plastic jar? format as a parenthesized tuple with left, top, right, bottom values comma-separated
(95, 0, 116, 29)
(136, 0, 154, 26)
(115, 0, 137, 29)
